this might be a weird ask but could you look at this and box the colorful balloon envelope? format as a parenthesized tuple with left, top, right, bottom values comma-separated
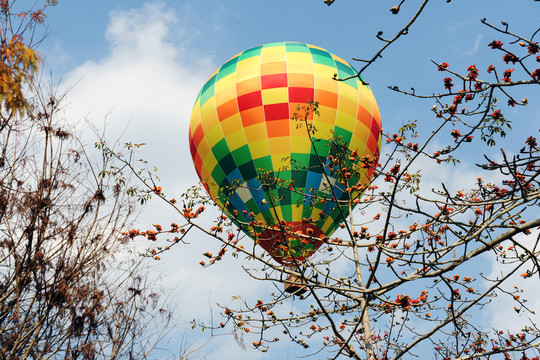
(189, 42, 382, 265)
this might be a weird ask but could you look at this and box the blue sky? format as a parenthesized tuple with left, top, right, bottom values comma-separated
(37, 1, 540, 358)
(43, 0, 540, 148)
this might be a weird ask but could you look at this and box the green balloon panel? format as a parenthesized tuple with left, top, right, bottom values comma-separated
(189, 42, 381, 263)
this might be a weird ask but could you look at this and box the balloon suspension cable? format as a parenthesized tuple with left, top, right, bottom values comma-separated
(283, 263, 308, 296)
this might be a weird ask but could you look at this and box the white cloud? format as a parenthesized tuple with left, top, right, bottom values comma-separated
(60, 1, 214, 188)
(459, 34, 483, 57)
(43, 40, 72, 67)
(446, 19, 471, 32)
(486, 230, 540, 332)
(57, 2, 277, 358)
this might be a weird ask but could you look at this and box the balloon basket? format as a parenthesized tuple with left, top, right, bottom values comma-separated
(284, 274, 307, 296)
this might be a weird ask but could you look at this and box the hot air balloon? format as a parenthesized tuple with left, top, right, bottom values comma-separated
(189, 42, 381, 292)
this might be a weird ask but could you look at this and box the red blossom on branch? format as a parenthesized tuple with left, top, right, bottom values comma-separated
(438, 62, 449, 71)
(526, 136, 537, 147)
(491, 109, 502, 120)
(443, 77, 454, 90)
(488, 40, 503, 49)
(502, 53, 519, 64)
(502, 68, 514, 83)
(389, 5, 400, 14)
(467, 65, 479, 80)
(531, 69, 540, 81)
(528, 42, 539, 54)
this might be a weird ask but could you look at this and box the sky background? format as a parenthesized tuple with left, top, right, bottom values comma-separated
(35, 1, 540, 358)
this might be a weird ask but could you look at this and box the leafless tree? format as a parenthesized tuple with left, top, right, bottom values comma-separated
(0, 1, 176, 359)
